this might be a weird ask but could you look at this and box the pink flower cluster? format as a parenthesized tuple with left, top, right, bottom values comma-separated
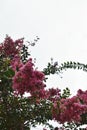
(12, 58, 46, 95)
(0, 36, 46, 98)
(46, 88, 61, 101)
(77, 89, 87, 104)
(0, 36, 23, 57)
(34, 88, 61, 101)
(11, 55, 23, 71)
(52, 94, 87, 124)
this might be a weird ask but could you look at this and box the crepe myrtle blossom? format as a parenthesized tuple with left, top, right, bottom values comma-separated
(11, 54, 23, 71)
(32, 88, 61, 101)
(52, 95, 87, 124)
(77, 89, 87, 104)
(12, 58, 46, 95)
(1, 36, 23, 57)
(42, 88, 61, 102)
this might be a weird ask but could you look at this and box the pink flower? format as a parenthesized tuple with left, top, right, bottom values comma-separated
(3, 36, 23, 57)
(77, 89, 87, 104)
(52, 96, 87, 124)
(12, 58, 46, 96)
(47, 88, 61, 101)
(11, 55, 23, 71)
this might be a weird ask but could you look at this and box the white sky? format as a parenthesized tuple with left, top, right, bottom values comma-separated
(1, 0, 87, 129)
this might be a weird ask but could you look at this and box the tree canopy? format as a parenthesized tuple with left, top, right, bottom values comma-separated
(0, 36, 87, 130)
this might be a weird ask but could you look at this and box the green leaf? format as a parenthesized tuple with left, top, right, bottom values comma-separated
(4, 68, 15, 77)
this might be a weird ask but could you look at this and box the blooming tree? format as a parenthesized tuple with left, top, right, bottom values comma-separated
(0, 36, 87, 130)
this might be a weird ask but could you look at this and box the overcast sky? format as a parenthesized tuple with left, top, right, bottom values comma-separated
(1, 0, 87, 129)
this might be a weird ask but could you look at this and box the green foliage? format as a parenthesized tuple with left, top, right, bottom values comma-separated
(4, 68, 15, 78)
(21, 44, 30, 63)
(43, 61, 87, 76)
(60, 61, 87, 72)
(43, 62, 58, 75)
(61, 87, 71, 98)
